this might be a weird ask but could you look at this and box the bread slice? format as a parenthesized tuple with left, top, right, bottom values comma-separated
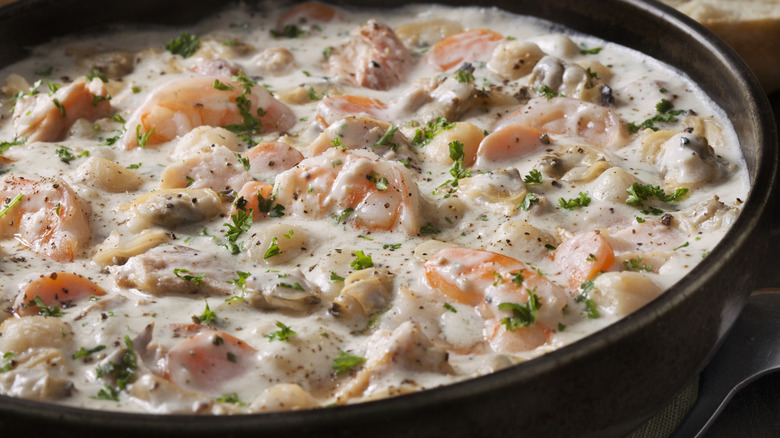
(661, 0, 780, 92)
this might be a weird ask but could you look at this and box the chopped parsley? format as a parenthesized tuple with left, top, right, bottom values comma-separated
(35, 65, 53, 76)
(193, 299, 217, 325)
(454, 69, 474, 83)
(382, 243, 402, 250)
(72, 345, 106, 360)
(337, 208, 355, 224)
(223, 72, 265, 146)
(538, 85, 560, 100)
(270, 24, 305, 38)
(279, 282, 304, 290)
(368, 171, 389, 191)
(0, 137, 25, 154)
(0, 193, 24, 218)
(30, 295, 63, 317)
(419, 222, 441, 235)
(236, 152, 250, 171)
(443, 303, 458, 313)
(332, 350, 367, 375)
(350, 250, 374, 270)
(216, 393, 246, 406)
(519, 193, 539, 211)
(166, 32, 201, 58)
(411, 117, 455, 147)
(498, 287, 541, 331)
(510, 272, 524, 287)
(436, 140, 471, 197)
(576, 280, 600, 319)
(331, 136, 346, 150)
(222, 209, 252, 254)
(52, 98, 66, 116)
(94, 335, 138, 401)
(373, 125, 398, 148)
(523, 169, 543, 185)
(558, 192, 591, 209)
(625, 182, 688, 212)
(579, 45, 603, 55)
(628, 98, 686, 133)
(265, 321, 297, 342)
(623, 257, 653, 272)
(173, 268, 206, 285)
(264, 236, 281, 259)
(330, 272, 345, 282)
(0, 352, 15, 373)
(674, 241, 690, 251)
(135, 125, 154, 148)
(213, 79, 234, 91)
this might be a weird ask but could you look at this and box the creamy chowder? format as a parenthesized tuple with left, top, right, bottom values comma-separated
(0, 1, 747, 414)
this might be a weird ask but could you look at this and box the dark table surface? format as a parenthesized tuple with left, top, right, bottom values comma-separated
(699, 91, 780, 438)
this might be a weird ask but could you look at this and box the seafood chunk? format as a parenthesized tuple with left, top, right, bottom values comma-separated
(251, 48, 296, 76)
(250, 383, 318, 412)
(678, 195, 739, 234)
(591, 272, 663, 316)
(124, 188, 223, 231)
(458, 169, 528, 216)
(426, 28, 504, 71)
(12, 78, 111, 143)
(553, 230, 615, 287)
(171, 126, 243, 161)
(0, 316, 72, 352)
(276, 2, 339, 30)
(334, 321, 452, 402)
(244, 269, 321, 312)
(164, 329, 256, 393)
(13, 272, 106, 317)
(424, 247, 566, 353)
(330, 268, 394, 319)
(529, 55, 603, 102)
(242, 141, 304, 181)
(187, 58, 240, 76)
(329, 20, 413, 90)
(486, 221, 558, 262)
(654, 133, 719, 189)
(308, 116, 412, 160)
(160, 145, 252, 192)
(77, 51, 135, 79)
(75, 156, 144, 192)
(0, 348, 73, 401)
(495, 97, 628, 149)
(0, 177, 91, 262)
(395, 19, 463, 49)
(487, 40, 545, 80)
(246, 223, 310, 265)
(391, 76, 476, 124)
(110, 245, 235, 297)
(120, 75, 295, 149)
(92, 230, 172, 267)
(129, 373, 213, 414)
(274, 148, 423, 235)
(316, 95, 389, 126)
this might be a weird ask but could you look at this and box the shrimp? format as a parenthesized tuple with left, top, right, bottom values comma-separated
(0, 177, 91, 262)
(232, 181, 275, 221)
(423, 247, 566, 353)
(316, 95, 388, 126)
(308, 116, 412, 160)
(120, 75, 295, 149)
(12, 78, 112, 143)
(553, 230, 615, 287)
(274, 148, 423, 235)
(276, 1, 339, 30)
(164, 329, 256, 392)
(328, 20, 414, 91)
(242, 141, 304, 181)
(495, 97, 629, 149)
(13, 272, 106, 317)
(474, 125, 545, 169)
(160, 145, 252, 192)
(425, 29, 504, 72)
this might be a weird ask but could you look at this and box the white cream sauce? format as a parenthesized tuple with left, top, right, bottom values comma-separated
(0, 1, 748, 413)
